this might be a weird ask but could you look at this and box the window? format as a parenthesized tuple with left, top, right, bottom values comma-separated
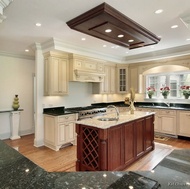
(146, 72, 190, 98)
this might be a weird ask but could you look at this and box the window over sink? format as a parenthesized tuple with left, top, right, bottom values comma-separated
(146, 71, 190, 99)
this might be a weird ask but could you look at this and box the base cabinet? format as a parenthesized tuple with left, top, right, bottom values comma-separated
(136, 108, 177, 135)
(76, 115, 154, 171)
(177, 111, 190, 137)
(44, 114, 77, 151)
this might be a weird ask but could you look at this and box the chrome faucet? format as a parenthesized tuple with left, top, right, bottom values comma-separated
(107, 105, 119, 120)
(164, 101, 170, 107)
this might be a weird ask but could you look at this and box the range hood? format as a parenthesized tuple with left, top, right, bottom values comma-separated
(69, 54, 106, 83)
(66, 3, 160, 49)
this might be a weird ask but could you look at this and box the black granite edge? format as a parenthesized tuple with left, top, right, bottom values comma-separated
(0, 109, 24, 113)
(43, 106, 77, 116)
(92, 101, 190, 110)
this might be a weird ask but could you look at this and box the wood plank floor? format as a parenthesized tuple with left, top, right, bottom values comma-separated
(3, 134, 190, 172)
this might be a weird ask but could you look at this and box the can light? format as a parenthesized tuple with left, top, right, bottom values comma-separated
(118, 34, 124, 38)
(105, 29, 112, 33)
(171, 25, 178, 29)
(35, 23, 41, 27)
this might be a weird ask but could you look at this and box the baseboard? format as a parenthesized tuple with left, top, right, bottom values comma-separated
(0, 129, 34, 140)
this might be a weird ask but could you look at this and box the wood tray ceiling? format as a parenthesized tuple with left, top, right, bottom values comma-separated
(66, 3, 160, 50)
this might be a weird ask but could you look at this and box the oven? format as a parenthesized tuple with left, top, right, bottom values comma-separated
(66, 106, 107, 120)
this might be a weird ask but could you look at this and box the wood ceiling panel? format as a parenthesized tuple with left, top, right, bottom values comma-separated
(67, 3, 160, 49)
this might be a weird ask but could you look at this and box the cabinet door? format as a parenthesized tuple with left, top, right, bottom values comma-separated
(178, 111, 190, 137)
(65, 122, 75, 142)
(128, 66, 138, 92)
(117, 67, 128, 93)
(58, 123, 67, 145)
(51, 57, 68, 95)
(135, 119, 145, 157)
(145, 116, 154, 151)
(108, 125, 123, 170)
(110, 66, 116, 93)
(124, 122, 135, 166)
(160, 115, 176, 135)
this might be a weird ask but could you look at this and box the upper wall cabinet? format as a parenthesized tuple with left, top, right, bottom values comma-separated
(92, 63, 116, 94)
(44, 51, 69, 96)
(128, 65, 139, 93)
(116, 64, 128, 93)
(69, 54, 105, 83)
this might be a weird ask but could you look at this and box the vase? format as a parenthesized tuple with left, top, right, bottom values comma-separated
(163, 95, 167, 99)
(184, 95, 189, 99)
(12, 95, 20, 111)
(130, 101, 135, 114)
(148, 94, 152, 99)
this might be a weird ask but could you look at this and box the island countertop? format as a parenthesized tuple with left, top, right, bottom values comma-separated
(76, 111, 155, 129)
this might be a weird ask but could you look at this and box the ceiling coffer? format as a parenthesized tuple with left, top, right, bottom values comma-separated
(66, 3, 160, 49)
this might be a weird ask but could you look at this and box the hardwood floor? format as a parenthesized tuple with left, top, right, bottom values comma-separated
(3, 134, 190, 172)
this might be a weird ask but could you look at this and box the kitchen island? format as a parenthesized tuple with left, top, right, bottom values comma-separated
(76, 111, 155, 171)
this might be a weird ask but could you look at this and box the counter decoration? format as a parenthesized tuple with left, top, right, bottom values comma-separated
(12, 94, 20, 111)
(124, 88, 135, 114)
(160, 86, 170, 99)
(146, 86, 155, 99)
(180, 85, 190, 99)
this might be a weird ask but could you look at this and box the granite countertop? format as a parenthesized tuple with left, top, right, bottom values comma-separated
(1, 140, 190, 188)
(76, 111, 154, 129)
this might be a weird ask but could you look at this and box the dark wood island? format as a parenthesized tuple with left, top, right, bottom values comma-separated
(76, 111, 155, 171)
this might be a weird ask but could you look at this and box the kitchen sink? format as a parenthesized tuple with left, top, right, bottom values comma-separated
(97, 117, 118, 121)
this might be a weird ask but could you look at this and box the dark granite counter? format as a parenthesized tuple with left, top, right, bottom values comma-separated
(0, 109, 24, 113)
(1, 140, 190, 188)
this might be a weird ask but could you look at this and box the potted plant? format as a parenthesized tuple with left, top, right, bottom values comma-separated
(146, 87, 155, 98)
(160, 86, 170, 99)
(180, 85, 190, 99)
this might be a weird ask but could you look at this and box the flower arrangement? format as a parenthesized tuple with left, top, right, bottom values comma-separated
(180, 85, 190, 99)
(147, 87, 155, 95)
(160, 86, 170, 97)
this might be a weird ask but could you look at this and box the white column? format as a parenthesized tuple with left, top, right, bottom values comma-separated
(33, 43, 44, 147)
(10, 111, 21, 140)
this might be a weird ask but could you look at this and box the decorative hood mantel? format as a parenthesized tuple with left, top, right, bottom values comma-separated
(66, 3, 160, 49)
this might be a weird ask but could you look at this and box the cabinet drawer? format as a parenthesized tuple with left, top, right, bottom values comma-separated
(58, 114, 76, 122)
(159, 110, 176, 115)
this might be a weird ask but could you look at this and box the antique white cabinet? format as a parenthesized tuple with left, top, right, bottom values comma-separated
(177, 111, 190, 137)
(44, 51, 69, 96)
(116, 65, 128, 93)
(93, 64, 116, 94)
(69, 54, 105, 82)
(135, 108, 177, 135)
(158, 110, 177, 135)
(44, 114, 77, 151)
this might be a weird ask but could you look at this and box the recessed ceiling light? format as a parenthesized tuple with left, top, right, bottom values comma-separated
(128, 39, 134, 43)
(155, 9, 163, 14)
(126, 51, 129, 54)
(186, 38, 190, 41)
(105, 29, 112, 33)
(36, 23, 41, 27)
(81, 38, 86, 41)
(25, 49, 29, 52)
(103, 45, 107, 47)
(118, 34, 124, 38)
(171, 25, 178, 29)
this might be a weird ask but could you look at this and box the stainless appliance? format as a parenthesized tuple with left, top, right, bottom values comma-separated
(66, 106, 107, 120)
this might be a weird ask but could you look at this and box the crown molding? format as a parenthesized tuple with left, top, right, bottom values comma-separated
(41, 38, 125, 63)
(0, 50, 35, 60)
(0, 0, 13, 23)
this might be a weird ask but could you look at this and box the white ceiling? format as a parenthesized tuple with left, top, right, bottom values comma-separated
(1, 0, 190, 63)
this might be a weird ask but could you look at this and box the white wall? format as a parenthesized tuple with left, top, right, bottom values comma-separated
(0, 55, 35, 139)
